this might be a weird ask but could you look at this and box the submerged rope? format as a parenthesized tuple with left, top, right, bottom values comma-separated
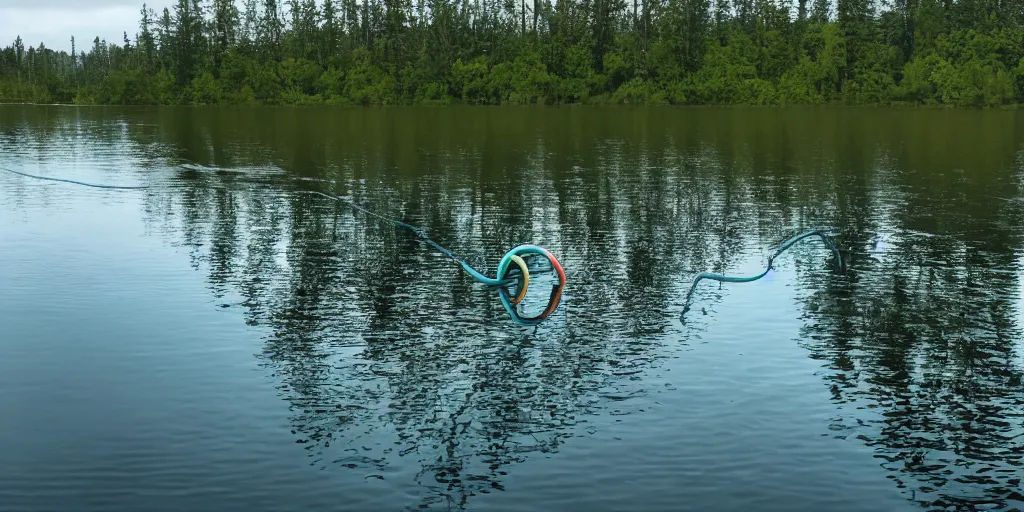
(1, 167, 150, 190)
(681, 229, 843, 317)
(1, 165, 566, 325)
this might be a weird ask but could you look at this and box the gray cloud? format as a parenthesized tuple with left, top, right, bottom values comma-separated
(1, 1, 175, 53)
(4, 0, 144, 7)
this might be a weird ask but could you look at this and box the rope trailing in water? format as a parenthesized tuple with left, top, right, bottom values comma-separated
(681, 229, 843, 318)
(1, 165, 566, 326)
(0, 167, 150, 190)
(300, 190, 566, 326)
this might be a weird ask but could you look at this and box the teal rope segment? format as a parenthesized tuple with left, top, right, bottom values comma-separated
(299, 190, 521, 288)
(1, 166, 150, 190)
(2, 166, 525, 289)
(1, 165, 527, 288)
(3, 164, 566, 325)
(681, 229, 843, 316)
(302, 190, 569, 326)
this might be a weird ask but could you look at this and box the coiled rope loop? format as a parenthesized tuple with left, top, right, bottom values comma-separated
(487, 245, 567, 326)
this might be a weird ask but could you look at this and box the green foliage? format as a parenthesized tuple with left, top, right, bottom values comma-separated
(891, 28, 1022, 107)
(190, 72, 223, 104)
(2, 0, 1024, 107)
(931, 56, 1014, 107)
(843, 42, 899, 104)
(343, 49, 395, 105)
(450, 57, 489, 104)
(610, 78, 660, 104)
(490, 53, 555, 105)
(686, 31, 762, 104)
(896, 54, 940, 103)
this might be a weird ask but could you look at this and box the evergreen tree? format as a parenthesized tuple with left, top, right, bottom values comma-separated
(0, 0, 1022, 107)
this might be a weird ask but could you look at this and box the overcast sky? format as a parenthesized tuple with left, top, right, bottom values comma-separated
(2, 0, 177, 53)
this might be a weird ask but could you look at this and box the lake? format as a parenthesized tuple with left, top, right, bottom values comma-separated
(1, 105, 1023, 512)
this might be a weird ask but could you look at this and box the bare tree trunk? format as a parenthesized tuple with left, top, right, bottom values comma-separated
(533, 0, 541, 33)
(522, 0, 527, 34)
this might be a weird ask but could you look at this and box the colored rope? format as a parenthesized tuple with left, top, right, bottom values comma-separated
(299, 189, 567, 326)
(2, 165, 567, 326)
(681, 229, 843, 318)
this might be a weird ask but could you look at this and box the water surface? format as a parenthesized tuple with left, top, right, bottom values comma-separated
(2, 105, 1023, 511)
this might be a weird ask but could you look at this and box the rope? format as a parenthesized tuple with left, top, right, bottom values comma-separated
(1, 167, 150, 190)
(299, 189, 566, 326)
(7, 164, 841, 326)
(298, 189, 504, 283)
(1, 165, 566, 326)
(681, 229, 844, 318)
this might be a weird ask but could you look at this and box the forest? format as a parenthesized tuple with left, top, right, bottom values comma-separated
(1, 0, 1022, 107)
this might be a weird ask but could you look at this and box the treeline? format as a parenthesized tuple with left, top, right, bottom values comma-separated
(1, 0, 1023, 107)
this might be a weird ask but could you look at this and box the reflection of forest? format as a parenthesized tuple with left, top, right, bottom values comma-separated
(798, 157, 1024, 508)
(130, 108, 758, 509)
(6, 106, 1024, 510)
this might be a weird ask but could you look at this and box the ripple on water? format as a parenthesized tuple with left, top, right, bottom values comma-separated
(3, 106, 1024, 512)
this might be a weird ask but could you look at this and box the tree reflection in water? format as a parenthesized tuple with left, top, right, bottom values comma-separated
(98, 107, 1024, 510)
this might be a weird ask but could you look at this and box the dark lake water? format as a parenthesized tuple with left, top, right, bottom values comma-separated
(2, 105, 1023, 512)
